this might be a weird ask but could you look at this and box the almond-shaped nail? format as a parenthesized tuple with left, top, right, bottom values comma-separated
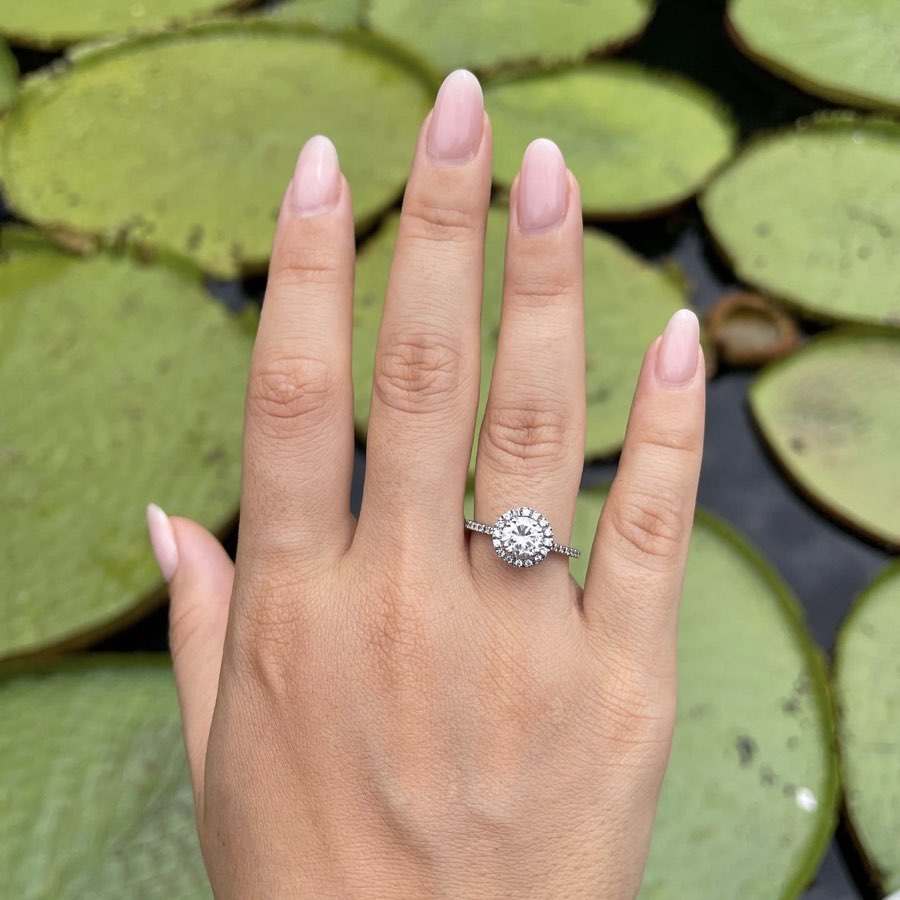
(147, 503, 178, 582)
(290, 135, 340, 217)
(656, 309, 700, 388)
(517, 138, 568, 233)
(427, 69, 484, 164)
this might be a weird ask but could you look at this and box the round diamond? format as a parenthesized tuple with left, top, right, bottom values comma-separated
(494, 509, 552, 566)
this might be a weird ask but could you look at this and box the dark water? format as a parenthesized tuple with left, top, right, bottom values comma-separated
(11, 0, 895, 897)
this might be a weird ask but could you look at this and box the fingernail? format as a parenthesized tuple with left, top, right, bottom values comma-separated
(656, 309, 700, 387)
(517, 138, 568, 233)
(290, 135, 341, 217)
(147, 503, 178, 582)
(427, 69, 484, 164)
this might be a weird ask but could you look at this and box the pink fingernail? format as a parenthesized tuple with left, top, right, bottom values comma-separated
(290, 135, 341, 217)
(147, 503, 178, 582)
(427, 69, 484, 164)
(517, 139, 568, 233)
(656, 310, 700, 388)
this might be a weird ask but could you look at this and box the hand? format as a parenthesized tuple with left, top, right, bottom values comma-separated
(147, 69, 705, 899)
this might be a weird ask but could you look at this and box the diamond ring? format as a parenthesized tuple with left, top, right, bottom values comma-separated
(465, 507, 581, 568)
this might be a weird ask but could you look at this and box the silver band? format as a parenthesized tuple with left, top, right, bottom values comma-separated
(465, 507, 581, 568)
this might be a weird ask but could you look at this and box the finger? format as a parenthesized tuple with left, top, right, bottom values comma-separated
(241, 135, 356, 562)
(357, 70, 491, 551)
(583, 310, 705, 677)
(147, 504, 234, 803)
(471, 140, 584, 583)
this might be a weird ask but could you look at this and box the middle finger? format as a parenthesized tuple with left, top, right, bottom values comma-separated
(357, 70, 492, 551)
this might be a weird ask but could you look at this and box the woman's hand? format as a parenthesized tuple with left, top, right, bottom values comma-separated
(147, 69, 705, 899)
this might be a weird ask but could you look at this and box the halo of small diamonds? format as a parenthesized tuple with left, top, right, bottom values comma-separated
(491, 507, 553, 567)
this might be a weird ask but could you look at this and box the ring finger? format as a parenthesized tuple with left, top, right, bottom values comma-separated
(471, 139, 585, 586)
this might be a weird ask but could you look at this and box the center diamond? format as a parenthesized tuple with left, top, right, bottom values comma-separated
(492, 507, 553, 567)
(501, 516, 543, 557)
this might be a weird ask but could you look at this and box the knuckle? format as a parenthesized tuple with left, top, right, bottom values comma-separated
(595, 667, 676, 756)
(633, 423, 702, 459)
(480, 403, 573, 474)
(505, 270, 579, 309)
(168, 601, 206, 664)
(374, 334, 464, 414)
(247, 354, 333, 432)
(269, 244, 342, 291)
(607, 487, 684, 564)
(402, 194, 481, 245)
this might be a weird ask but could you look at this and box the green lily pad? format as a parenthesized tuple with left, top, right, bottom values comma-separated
(0, 21, 431, 277)
(367, 0, 656, 76)
(0, 242, 252, 662)
(701, 115, 900, 327)
(485, 64, 736, 218)
(0, 656, 209, 899)
(570, 488, 837, 899)
(834, 561, 900, 894)
(728, 0, 900, 111)
(0, 39, 17, 109)
(750, 328, 900, 549)
(269, 0, 364, 29)
(353, 209, 687, 465)
(0, 0, 251, 49)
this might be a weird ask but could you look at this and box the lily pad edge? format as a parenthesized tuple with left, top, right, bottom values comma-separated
(486, 60, 738, 220)
(832, 558, 900, 896)
(725, 1, 900, 112)
(0, 18, 439, 275)
(748, 325, 900, 551)
(699, 110, 900, 328)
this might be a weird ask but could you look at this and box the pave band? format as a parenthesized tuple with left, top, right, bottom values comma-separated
(465, 507, 581, 568)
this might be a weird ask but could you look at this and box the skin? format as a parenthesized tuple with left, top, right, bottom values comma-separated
(154, 70, 706, 898)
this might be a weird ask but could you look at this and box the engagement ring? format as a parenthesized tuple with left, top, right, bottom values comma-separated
(465, 507, 581, 568)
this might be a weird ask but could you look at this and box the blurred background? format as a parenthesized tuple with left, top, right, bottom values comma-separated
(0, 0, 898, 898)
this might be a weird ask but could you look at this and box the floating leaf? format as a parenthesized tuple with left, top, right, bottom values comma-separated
(701, 115, 900, 327)
(0, 21, 431, 277)
(353, 209, 686, 466)
(750, 329, 900, 549)
(367, 0, 656, 76)
(706, 291, 800, 367)
(0, 0, 251, 49)
(0, 242, 252, 662)
(834, 561, 900, 895)
(0, 38, 17, 109)
(571, 488, 837, 899)
(0, 656, 209, 899)
(728, 0, 900, 111)
(269, 0, 363, 29)
(486, 64, 736, 218)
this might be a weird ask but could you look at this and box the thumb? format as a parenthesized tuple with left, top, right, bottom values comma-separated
(146, 503, 234, 805)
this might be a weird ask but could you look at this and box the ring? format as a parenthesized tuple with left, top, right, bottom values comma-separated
(465, 507, 581, 568)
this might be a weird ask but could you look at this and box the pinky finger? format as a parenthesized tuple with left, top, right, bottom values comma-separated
(582, 310, 705, 679)
(147, 505, 234, 809)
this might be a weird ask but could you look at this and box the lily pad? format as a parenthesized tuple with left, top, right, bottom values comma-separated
(834, 561, 900, 894)
(367, 0, 656, 76)
(728, 0, 900, 111)
(353, 209, 687, 466)
(0, 0, 251, 49)
(0, 656, 209, 899)
(0, 39, 17, 109)
(750, 328, 900, 549)
(571, 488, 837, 899)
(0, 21, 431, 277)
(701, 115, 900, 327)
(485, 64, 736, 218)
(706, 291, 800, 368)
(269, 0, 364, 29)
(0, 242, 252, 662)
